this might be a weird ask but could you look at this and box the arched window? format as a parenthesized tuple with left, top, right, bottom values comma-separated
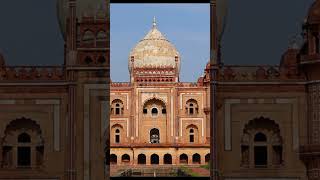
(111, 99, 124, 115)
(241, 117, 283, 168)
(17, 133, 31, 167)
(150, 128, 160, 144)
(189, 103, 194, 114)
(151, 108, 158, 116)
(186, 125, 198, 143)
(189, 128, 194, 143)
(111, 124, 123, 144)
(115, 129, 120, 143)
(138, 154, 146, 164)
(205, 153, 210, 164)
(2, 118, 44, 168)
(186, 99, 199, 115)
(151, 154, 159, 165)
(96, 31, 107, 47)
(82, 30, 95, 45)
(143, 98, 166, 117)
(121, 154, 130, 164)
(110, 154, 117, 165)
(192, 153, 201, 164)
(96, 31, 107, 41)
(164, 154, 172, 164)
(179, 154, 188, 164)
(115, 104, 120, 115)
(254, 132, 268, 166)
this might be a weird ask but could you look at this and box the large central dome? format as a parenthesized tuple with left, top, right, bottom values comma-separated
(129, 18, 180, 74)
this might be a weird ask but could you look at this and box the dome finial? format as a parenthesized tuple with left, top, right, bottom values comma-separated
(153, 16, 157, 27)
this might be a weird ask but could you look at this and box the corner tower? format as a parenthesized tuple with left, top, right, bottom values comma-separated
(57, 0, 109, 180)
(299, 1, 320, 179)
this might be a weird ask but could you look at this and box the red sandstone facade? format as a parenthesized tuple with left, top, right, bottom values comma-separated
(109, 21, 210, 169)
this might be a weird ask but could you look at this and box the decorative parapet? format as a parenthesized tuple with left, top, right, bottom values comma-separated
(300, 144, 320, 156)
(300, 54, 320, 64)
(0, 66, 65, 81)
(176, 82, 199, 87)
(219, 65, 305, 81)
(133, 67, 176, 76)
(135, 77, 175, 83)
(111, 82, 131, 87)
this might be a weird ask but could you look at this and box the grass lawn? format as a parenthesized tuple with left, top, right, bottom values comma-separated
(179, 166, 201, 177)
(200, 163, 210, 170)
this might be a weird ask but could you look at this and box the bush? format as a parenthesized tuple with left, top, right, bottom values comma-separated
(200, 163, 210, 170)
(179, 166, 200, 177)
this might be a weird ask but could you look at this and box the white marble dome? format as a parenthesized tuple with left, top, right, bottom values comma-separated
(57, 0, 107, 39)
(129, 19, 181, 74)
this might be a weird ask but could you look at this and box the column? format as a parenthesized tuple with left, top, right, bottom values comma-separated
(174, 150, 178, 165)
(12, 147, 17, 168)
(130, 115, 134, 143)
(249, 146, 254, 168)
(0, 145, 3, 166)
(146, 154, 151, 165)
(188, 154, 192, 165)
(201, 154, 206, 165)
(116, 155, 119, 165)
(267, 145, 272, 168)
(31, 146, 37, 168)
(133, 151, 138, 165)
(159, 154, 164, 165)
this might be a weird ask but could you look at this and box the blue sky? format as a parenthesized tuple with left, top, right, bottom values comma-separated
(0, 0, 64, 66)
(222, 0, 313, 67)
(110, 4, 210, 82)
(110, 1, 313, 82)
